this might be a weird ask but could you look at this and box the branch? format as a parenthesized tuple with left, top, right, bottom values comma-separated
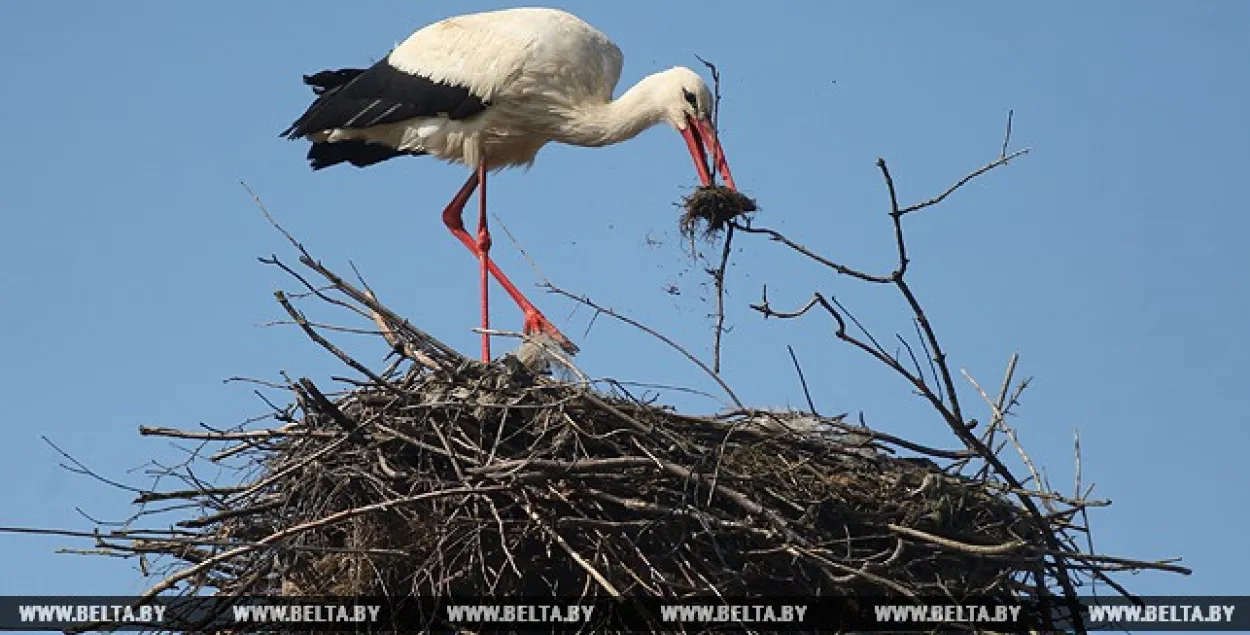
(711, 224, 735, 374)
(542, 283, 745, 410)
(898, 148, 1030, 216)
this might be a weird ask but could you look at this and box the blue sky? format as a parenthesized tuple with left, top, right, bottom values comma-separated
(1, 0, 1247, 610)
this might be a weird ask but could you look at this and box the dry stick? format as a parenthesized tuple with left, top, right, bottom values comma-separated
(139, 426, 333, 442)
(960, 367, 1060, 520)
(0, 526, 134, 540)
(963, 368, 1047, 504)
(824, 297, 887, 362)
(652, 455, 810, 548)
(543, 284, 745, 410)
(351, 268, 442, 371)
(274, 291, 395, 394)
(709, 407, 969, 459)
(913, 319, 944, 405)
(244, 182, 461, 364)
(522, 501, 622, 598)
(897, 149, 1030, 216)
(976, 353, 1020, 472)
(235, 431, 356, 498)
(224, 376, 292, 390)
(824, 422, 972, 460)
(42, 436, 144, 494)
(583, 489, 771, 536)
(296, 378, 360, 434)
(133, 484, 249, 505)
(297, 254, 462, 361)
(366, 290, 442, 371)
(732, 223, 893, 284)
(134, 485, 508, 603)
(978, 383, 1032, 480)
(1074, 428, 1099, 561)
(787, 345, 818, 415)
(885, 154, 1081, 628)
(469, 456, 654, 478)
(260, 319, 381, 335)
(976, 479, 1108, 508)
(896, 333, 927, 388)
(1071, 429, 1123, 601)
(489, 212, 552, 287)
(788, 546, 917, 598)
(695, 55, 735, 375)
(886, 523, 1026, 555)
(598, 378, 722, 403)
(754, 292, 958, 427)
(209, 437, 272, 463)
(259, 254, 373, 322)
(996, 353, 1020, 415)
(750, 147, 1087, 630)
(877, 158, 962, 425)
(178, 500, 282, 529)
(1054, 551, 1192, 576)
(711, 224, 735, 374)
(77, 534, 406, 559)
(695, 55, 723, 176)
(1001, 109, 1015, 159)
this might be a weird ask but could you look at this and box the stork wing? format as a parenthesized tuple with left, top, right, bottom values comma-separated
(281, 57, 487, 139)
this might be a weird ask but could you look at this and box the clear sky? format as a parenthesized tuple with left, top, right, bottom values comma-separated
(1, 0, 1247, 611)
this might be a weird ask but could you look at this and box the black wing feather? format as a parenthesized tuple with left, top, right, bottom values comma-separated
(306, 140, 428, 170)
(281, 57, 489, 139)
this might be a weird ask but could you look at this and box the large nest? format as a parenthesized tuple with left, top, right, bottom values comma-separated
(130, 358, 1047, 631)
(70, 237, 1184, 633)
(242, 363, 1033, 601)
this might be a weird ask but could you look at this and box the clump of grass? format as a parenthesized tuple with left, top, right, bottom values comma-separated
(679, 185, 757, 238)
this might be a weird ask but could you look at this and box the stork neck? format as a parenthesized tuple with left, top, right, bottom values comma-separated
(557, 74, 669, 148)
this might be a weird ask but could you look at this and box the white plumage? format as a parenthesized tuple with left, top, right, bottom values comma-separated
(284, 7, 737, 360)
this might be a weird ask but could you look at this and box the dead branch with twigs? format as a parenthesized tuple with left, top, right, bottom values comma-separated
(732, 113, 1190, 631)
(5, 110, 1189, 634)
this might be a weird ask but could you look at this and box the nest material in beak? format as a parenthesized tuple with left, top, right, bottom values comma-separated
(680, 186, 758, 238)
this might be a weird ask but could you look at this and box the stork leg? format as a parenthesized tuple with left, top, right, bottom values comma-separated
(476, 159, 492, 361)
(440, 165, 577, 361)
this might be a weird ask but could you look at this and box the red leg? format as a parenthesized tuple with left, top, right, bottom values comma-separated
(476, 160, 492, 361)
(440, 169, 578, 359)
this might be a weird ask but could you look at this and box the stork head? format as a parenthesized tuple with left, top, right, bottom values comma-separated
(659, 66, 736, 191)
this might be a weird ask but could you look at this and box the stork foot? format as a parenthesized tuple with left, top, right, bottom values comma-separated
(522, 310, 579, 355)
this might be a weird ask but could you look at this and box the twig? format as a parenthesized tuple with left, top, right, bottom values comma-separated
(296, 377, 359, 434)
(542, 283, 744, 410)
(273, 291, 395, 393)
(523, 500, 621, 597)
(711, 224, 735, 374)
(897, 149, 1030, 216)
(731, 223, 893, 284)
(753, 291, 958, 428)
(877, 158, 964, 424)
(963, 368, 1044, 496)
(1001, 110, 1015, 159)
(1053, 551, 1192, 576)
(887, 523, 1026, 555)
(134, 486, 507, 603)
(133, 485, 248, 505)
(42, 436, 143, 494)
(787, 345, 818, 415)
(694, 54, 723, 169)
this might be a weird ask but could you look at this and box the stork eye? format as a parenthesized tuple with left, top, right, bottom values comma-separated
(682, 88, 698, 109)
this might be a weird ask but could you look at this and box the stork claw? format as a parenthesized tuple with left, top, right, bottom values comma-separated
(523, 311, 579, 355)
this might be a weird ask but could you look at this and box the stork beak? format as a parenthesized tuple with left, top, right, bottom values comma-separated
(681, 115, 737, 190)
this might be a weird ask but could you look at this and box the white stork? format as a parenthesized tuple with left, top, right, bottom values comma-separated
(283, 7, 736, 361)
